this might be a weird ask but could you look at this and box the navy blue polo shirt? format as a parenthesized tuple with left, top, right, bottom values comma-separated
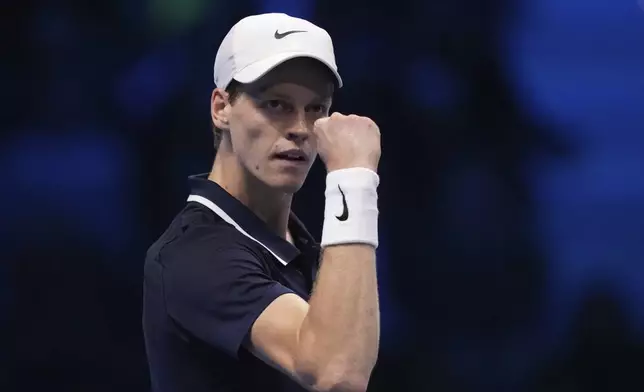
(143, 174, 320, 392)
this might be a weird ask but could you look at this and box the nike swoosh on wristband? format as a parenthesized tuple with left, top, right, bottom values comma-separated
(335, 185, 349, 221)
(274, 29, 306, 39)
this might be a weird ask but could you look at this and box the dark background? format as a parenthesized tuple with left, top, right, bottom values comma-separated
(2, 0, 644, 391)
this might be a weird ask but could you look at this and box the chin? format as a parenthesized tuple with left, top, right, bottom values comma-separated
(264, 174, 307, 194)
(272, 179, 306, 194)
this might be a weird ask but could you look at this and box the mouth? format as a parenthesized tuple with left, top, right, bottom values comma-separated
(272, 149, 308, 163)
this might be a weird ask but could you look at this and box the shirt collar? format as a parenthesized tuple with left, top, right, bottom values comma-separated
(186, 174, 317, 266)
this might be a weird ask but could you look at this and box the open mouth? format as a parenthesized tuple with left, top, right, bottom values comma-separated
(273, 150, 307, 162)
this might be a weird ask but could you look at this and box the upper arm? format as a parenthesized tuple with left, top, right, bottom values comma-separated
(162, 229, 317, 388)
(245, 292, 311, 382)
(162, 232, 295, 358)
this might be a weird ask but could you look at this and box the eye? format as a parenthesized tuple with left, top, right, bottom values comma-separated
(262, 99, 290, 112)
(307, 104, 328, 114)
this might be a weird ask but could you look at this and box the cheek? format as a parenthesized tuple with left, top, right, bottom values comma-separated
(247, 126, 262, 142)
(235, 126, 263, 168)
(230, 120, 276, 172)
(229, 110, 265, 153)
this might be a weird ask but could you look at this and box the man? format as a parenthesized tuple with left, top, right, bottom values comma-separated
(143, 13, 382, 392)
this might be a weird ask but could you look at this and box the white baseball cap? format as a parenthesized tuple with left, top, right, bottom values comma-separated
(213, 13, 343, 90)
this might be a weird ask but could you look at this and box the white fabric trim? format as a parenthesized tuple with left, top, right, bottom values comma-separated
(187, 194, 289, 266)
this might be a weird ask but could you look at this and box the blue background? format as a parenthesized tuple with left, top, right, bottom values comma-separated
(2, 0, 644, 390)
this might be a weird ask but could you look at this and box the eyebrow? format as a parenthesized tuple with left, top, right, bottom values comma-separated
(257, 89, 333, 103)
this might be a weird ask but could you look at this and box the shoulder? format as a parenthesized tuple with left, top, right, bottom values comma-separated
(148, 202, 267, 270)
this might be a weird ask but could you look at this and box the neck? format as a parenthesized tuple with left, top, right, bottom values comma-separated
(208, 147, 292, 239)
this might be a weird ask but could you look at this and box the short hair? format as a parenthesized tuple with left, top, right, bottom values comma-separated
(213, 80, 241, 150)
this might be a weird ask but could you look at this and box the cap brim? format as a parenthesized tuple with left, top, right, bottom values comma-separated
(233, 52, 343, 88)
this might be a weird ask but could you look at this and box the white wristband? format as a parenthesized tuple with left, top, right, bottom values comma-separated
(320, 167, 380, 248)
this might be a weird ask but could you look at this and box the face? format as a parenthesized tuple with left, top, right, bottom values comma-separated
(212, 58, 335, 193)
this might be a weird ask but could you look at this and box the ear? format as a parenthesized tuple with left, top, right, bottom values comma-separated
(211, 88, 232, 130)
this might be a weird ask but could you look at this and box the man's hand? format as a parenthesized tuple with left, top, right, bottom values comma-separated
(314, 113, 381, 173)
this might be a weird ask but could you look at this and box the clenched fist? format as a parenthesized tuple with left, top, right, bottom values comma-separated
(313, 112, 381, 173)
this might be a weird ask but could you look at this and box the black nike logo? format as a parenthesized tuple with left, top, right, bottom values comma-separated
(274, 29, 306, 39)
(335, 185, 349, 221)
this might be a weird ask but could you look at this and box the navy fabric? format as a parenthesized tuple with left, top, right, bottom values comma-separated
(143, 174, 320, 392)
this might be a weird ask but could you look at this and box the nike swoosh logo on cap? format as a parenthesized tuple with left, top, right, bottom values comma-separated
(274, 30, 306, 39)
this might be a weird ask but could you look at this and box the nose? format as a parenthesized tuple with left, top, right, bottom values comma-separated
(285, 111, 310, 143)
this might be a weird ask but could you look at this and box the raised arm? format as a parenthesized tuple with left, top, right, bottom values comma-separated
(248, 113, 382, 392)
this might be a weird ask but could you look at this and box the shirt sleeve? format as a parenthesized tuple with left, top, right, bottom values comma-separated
(162, 227, 295, 358)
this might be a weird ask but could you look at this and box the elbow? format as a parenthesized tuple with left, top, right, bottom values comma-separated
(293, 329, 376, 392)
(297, 364, 371, 392)
(314, 375, 370, 392)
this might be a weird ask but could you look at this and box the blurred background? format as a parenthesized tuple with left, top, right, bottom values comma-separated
(2, 0, 644, 391)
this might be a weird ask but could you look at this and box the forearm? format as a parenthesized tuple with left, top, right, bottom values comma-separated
(296, 243, 379, 390)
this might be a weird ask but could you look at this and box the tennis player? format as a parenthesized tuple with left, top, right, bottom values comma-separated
(143, 13, 381, 392)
